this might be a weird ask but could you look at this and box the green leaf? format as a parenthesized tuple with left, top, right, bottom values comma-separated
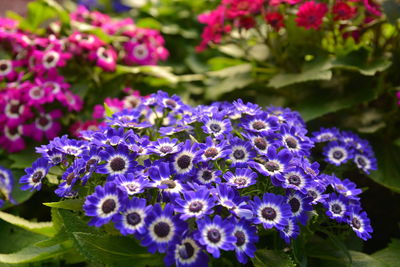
(8, 149, 37, 169)
(72, 232, 163, 266)
(136, 18, 162, 30)
(34, 231, 69, 248)
(43, 199, 84, 211)
(369, 136, 400, 193)
(269, 58, 332, 88)
(252, 249, 295, 267)
(116, 65, 179, 84)
(104, 103, 115, 118)
(372, 239, 400, 266)
(0, 211, 55, 237)
(0, 244, 70, 264)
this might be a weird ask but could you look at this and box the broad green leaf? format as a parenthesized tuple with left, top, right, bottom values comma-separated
(72, 232, 164, 266)
(136, 18, 162, 30)
(43, 199, 84, 211)
(369, 136, 400, 193)
(34, 231, 69, 248)
(0, 244, 71, 264)
(0, 211, 55, 237)
(104, 103, 115, 118)
(205, 73, 253, 100)
(314, 251, 389, 267)
(372, 239, 400, 266)
(252, 249, 295, 267)
(1, 169, 34, 210)
(8, 149, 37, 169)
(207, 57, 246, 71)
(56, 209, 96, 234)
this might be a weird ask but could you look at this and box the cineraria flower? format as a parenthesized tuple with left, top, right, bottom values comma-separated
(0, 166, 14, 206)
(231, 218, 258, 264)
(148, 137, 182, 157)
(174, 187, 215, 220)
(354, 153, 377, 174)
(149, 162, 184, 200)
(250, 147, 292, 178)
(312, 127, 340, 143)
(214, 184, 253, 219)
(280, 125, 313, 156)
(52, 135, 87, 156)
(199, 137, 230, 162)
(195, 163, 222, 185)
(89, 46, 117, 72)
(329, 176, 362, 200)
(55, 159, 86, 197)
(194, 215, 236, 258)
(20, 158, 50, 191)
(83, 182, 127, 227)
(265, 12, 285, 30)
(115, 173, 150, 195)
(113, 197, 151, 236)
(244, 133, 277, 155)
(142, 203, 187, 253)
(24, 110, 62, 142)
(274, 167, 311, 193)
(227, 137, 256, 167)
(241, 114, 279, 135)
(172, 140, 200, 176)
(332, 1, 357, 20)
(0, 125, 26, 152)
(232, 99, 261, 116)
(295, 1, 328, 30)
(306, 184, 328, 204)
(97, 145, 138, 179)
(347, 206, 373, 240)
(279, 218, 300, 244)
(251, 193, 292, 230)
(201, 113, 232, 138)
(286, 191, 313, 225)
(164, 234, 209, 267)
(324, 193, 350, 222)
(224, 168, 257, 189)
(323, 141, 353, 166)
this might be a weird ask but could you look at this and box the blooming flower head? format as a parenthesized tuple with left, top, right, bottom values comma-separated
(20, 158, 50, 191)
(265, 12, 285, 30)
(172, 140, 200, 177)
(250, 146, 292, 178)
(324, 193, 350, 222)
(174, 187, 215, 220)
(194, 215, 236, 258)
(227, 137, 256, 167)
(97, 145, 138, 179)
(295, 1, 328, 30)
(332, 1, 357, 20)
(83, 182, 127, 227)
(201, 113, 232, 138)
(251, 193, 292, 230)
(347, 206, 373, 240)
(231, 218, 258, 264)
(224, 168, 257, 189)
(323, 141, 353, 166)
(142, 203, 187, 253)
(0, 166, 14, 206)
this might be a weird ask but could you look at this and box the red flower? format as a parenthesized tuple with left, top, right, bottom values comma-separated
(332, 2, 357, 20)
(265, 12, 285, 30)
(295, 1, 328, 30)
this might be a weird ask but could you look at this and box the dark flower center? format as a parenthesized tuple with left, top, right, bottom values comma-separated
(159, 146, 173, 154)
(161, 180, 177, 189)
(153, 221, 171, 238)
(289, 197, 301, 213)
(285, 137, 298, 149)
(178, 242, 195, 260)
(207, 229, 221, 243)
(333, 150, 344, 160)
(177, 155, 191, 169)
(52, 156, 62, 164)
(252, 121, 266, 130)
(85, 159, 97, 172)
(204, 147, 219, 158)
(265, 161, 280, 172)
(357, 157, 366, 167)
(126, 183, 139, 192)
(261, 207, 277, 220)
(233, 149, 245, 160)
(188, 201, 204, 213)
(336, 184, 345, 191)
(165, 99, 177, 108)
(288, 175, 301, 186)
(254, 137, 267, 150)
(66, 172, 75, 185)
(126, 212, 141, 226)
(8, 127, 19, 136)
(202, 170, 212, 181)
(102, 51, 109, 59)
(234, 177, 247, 186)
(101, 198, 116, 214)
(0, 63, 9, 71)
(351, 217, 361, 229)
(234, 230, 246, 247)
(10, 104, 20, 114)
(110, 157, 126, 172)
(307, 190, 318, 200)
(209, 123, 221, 133)
(45, 54, 55, 63)
(38, 116, 50, 127)
(331, 203, 342, 214)
(32, 171, 43, 183)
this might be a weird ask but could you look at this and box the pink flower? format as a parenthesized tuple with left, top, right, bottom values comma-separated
(58, 90, 83, 112)
(68, 32, 105, 52)
(88, 47, 117, 72)
(24, 109, 62, 142)
(223, 0, 264, 19)
(332, 2, 357, 20)
(0, 59, 18, 82)
(124, 41, 155, 65)
(295, 1, 328, 30)
(0, 90, 33, 127)
(39, 74, 71, 103)
(70, 120, 104, 138)
(32, 49, 71, 73)
(265, 12, 285, 30)
(363, 0, 381, 16)
(0, 125, 25, 153)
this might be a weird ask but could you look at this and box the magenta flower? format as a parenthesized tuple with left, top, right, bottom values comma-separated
(89, 47, 117, 72)
(295, 1, 328, 30)
(24, 109, 62, 142)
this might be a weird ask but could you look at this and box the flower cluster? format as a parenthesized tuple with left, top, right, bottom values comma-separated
(312, 127, 377, 174)
(0, 166, 15, 207)
(22, 91, 374, 266)
(197, 0, 382, 51)
(0, 6, 168, 152)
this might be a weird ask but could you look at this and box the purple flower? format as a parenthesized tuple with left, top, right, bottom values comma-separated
(174, 187, 215, 220)
(227, 137, 256, 167)
(20, 158, 50, 191)
(224, 168, 257, 189)
(347, 206, 373, 240)
(195, 163, 222, 185)
(240, 113, 279, 134)
(115, 173, 150, 195)
(329, 176, 362, 200)
(250, 146, 292, 178)
(312, 127, 340, 143)
(286, 191, 313, 225)
(172, 140, 200, 177)
(148, 137, 182, 157)
(201, 113, 232, 138)
(324, 193, 350, 222)
(231, 218, 258, 264)
(199, 137, 230, 162)
(83, 182, 127, 227)
(0, 166, 15, 206)
(113, 197, 151, 236)
(141, 203, 187, 253)
(323, 141, 353, 166)
(354, 152, 377, 174)
(97, 145, 138, 179)
(274, 167, 311, 193)
(251, 193, 292, 230)
(279, 218, 300, 244)
(194, 215, 236, 258)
